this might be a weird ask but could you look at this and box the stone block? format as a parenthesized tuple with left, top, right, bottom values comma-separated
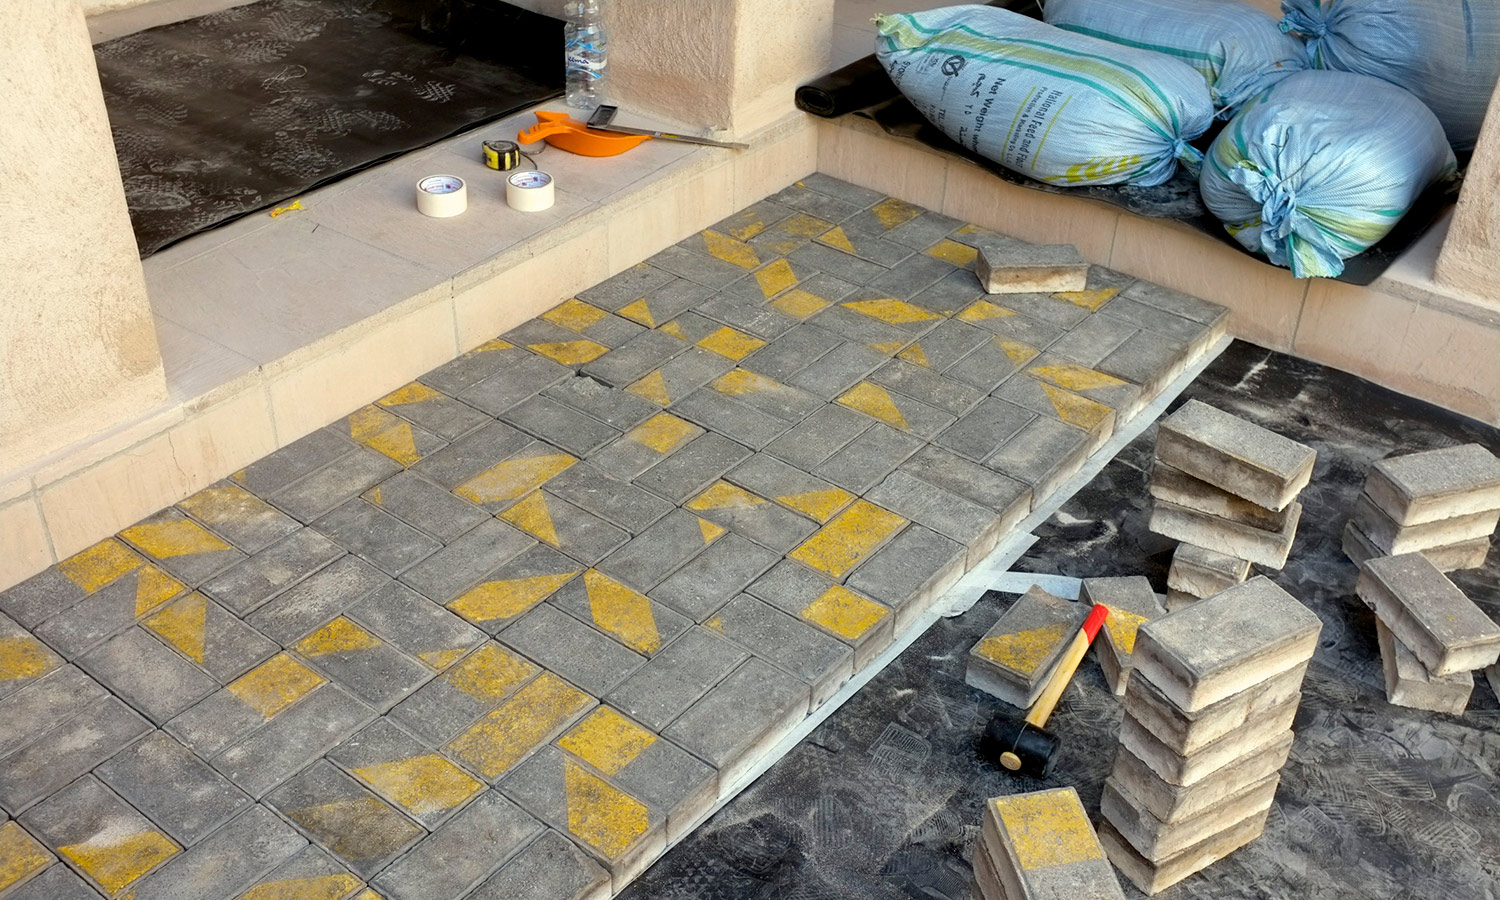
(1363, 443, 1500, 526)
(312, 499, 442, 576)
(21, 776, 182, 897)
(837, 380, 957, 440)
(1096, 329, 1193, 402)
(1123, 660, 1307, 757)
(0, 666, 105, 758)
(649, 533, 780, 623)
(992, 374, 1114, 455)
(746, 560, 895, 671)
(956, 301, 1065, 348)
(498, 491, 630, 567)
(546, 569, 691, 657)
(1351, 491, 1500, 555)
(1101, 772, 1278, 863)
(99, 804, 304, 900)
(706, 594, 853, 709)
(212, 683, 373, 798)
(787, 341, 896, 401)
(1150, 462, 1294, 532)
(1166, 543, 1251, 601)
(739, 323, 841, 383)
(935, 396, 1034, 464)
(1119, 699, 1295, 786)
(581, 330, 689, 389)
(1131, 577, 1320, 712)
(200, 530, 344, 617)
(400, 520, 535, 605)
(502, 395, 622, 458)
(248, 554, 390, 645)
(606, 626, 748, 732)
(292, 616, 433, 711)
(976, 243, 1088, 295)
(847, 523, 967, 633)
(229, 845, 362, 900)
(1098, 804, 1269, 896)
(1109, 729, 1293, 825)
(327, 719, 484, 828)
(1356, 553, 1500, 675)
(726, 453, 857, 525)
(1080, 577, 1166, 696)
(371, 790, 543, 900)
(32, 564, 188, 658)
(966, 586, 1088, 709)
(451, 442, 580, 515)
(979, 788, 1124, 900)
(458, 354, 574, 416)
(2, 864, 100, 900)
(118, 508, 247, 587)
(365, 471, 490, 542)
(268, 447, 403, 524)
(387, 643, 541, 746)
(378, 379, 493, 439)
(1164, 589, 1197, 612)
(176, 481, 300, 554)
(78, 627, 217, 724)
(812, 422, 924, 494)
(467, 828, 609, 900)
(685, 480, 819, 553)
(544, 373, 658, 432)
(693, 294, 797, 342)
(894, 317, 992, 371)
(410, 421, 536, 491)
(445, 670, 596, 783)
(544, 462, 674, 535)
(946, 335, 1044, 394)
(94, 730, 251, 846)
(633, 432, 752, 505)
(444, 544, 584, 636)
(589, 411, 703, 482)
(265, 759, 424, 878)
(346, 581, 485, 673)
(421, 339, 533, 397)
(0, 695, 149, 814)
(901, 445, 1033, 519)
(1376, 619, 1473, 715)
(663, 657, 809, 792)
(163, 653, 325, 758)
(234, 427, 354, 498)
(598, 509, 727, 592)
(1148, 500, 1301, 569)
(500, 604, 646, 696)
(787, 499, 908, 582)
(1341, 520, 1490, 572)
(866, 471, 1005, 565)
(764, 404, 871, 471)
(1155, 400, 1316, 512)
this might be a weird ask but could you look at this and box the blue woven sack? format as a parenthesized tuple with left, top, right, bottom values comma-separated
(875, 6, 1214, 187)
(1200, 70, 1456, 278)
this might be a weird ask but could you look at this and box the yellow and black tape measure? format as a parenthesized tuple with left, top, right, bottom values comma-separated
(483, 140, 522, 171)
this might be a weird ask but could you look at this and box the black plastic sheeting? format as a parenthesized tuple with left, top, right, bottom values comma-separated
(795, 1, 1459, 287)
(96, 0, 562, 256)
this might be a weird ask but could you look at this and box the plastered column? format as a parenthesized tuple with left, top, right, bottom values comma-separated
(1436, 84, 1500, 308)
(0, 0, 168, 475)
(604, 0, 835, 138)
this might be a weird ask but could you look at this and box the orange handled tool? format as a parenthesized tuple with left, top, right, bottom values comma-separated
(517, 110, 651, 157)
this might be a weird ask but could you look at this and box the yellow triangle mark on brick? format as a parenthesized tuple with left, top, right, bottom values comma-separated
(368, 486, 384, 506)
(627, 370, 671, 407)
(560, 706, 657, 775)
(958, 300, 1016, 324)
(778, 488, 854, 523)
(146, 593, 207, 663)
(379, 381, 443, 407)
(448, 572, 578, 626)
(781, 213, 833, 238)
(618, 298, 657, 327)
(229, 653, 324, 718)
(1029, 363, 1128, 392)
(713, 368, 777, 396)
(565, 759, 651, 860)
(417, 646, 468, 670)
(820, 226, 857, 254)
(927, 239, 979, 267)
(1103, 608, 1151, 656)
(788, 500, 907, 580)
(628, 413, 696, 453)
(500, 492, 561, 547)
(530, 340, 610, 366)
(1039, 382, 1112, 430)
(722, 211, 765, 241)
(445, 644, 540, 701)
(543, 298, 609, 333)
(286, 798, 413, 863)
(447, 673, 592, 779)
(755, 258, 799, 297)
(698, 518, 726, 544)
(121, 518, 232, 560)
(837, 382, 908, 431)
(362, 420, 422, 467)
(477, 338, 516, 352)
(998, 339, 1040, 366)
(135, 566, 186, 617)
(354, 755, 483, 817)
(455, 454, 576, 505)
(975, 622, 1072, 677)
(843, 298, 939, 325)
(698, 328, 766, 361)
(58, 539, 143, 593)
(899, 343, 931, 368)
(869, 340, 907, 355)
(659, 320, 685, 340)
(770, 289, 828, 319)
(871, 197, 921, 229)
(702, 230, 760, 270)
(230, 469, 248, 485)
(687, 481, 765, 512)
(348, 405, 395, 443)
(1055, 288, 1118, 311)
(801, 585, 888, 640)
(59, 829, 177, 895)
(0, 822, 50, 894)
(0, 637, 55, 683)
(703, 615, 725, 634)
(240, 873, 365, 900)
(296, 617, 381, 657)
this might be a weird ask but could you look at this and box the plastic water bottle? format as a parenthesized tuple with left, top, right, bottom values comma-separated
(564, 0, 606, 109)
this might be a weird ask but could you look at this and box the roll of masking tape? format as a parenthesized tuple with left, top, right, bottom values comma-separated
(416, 174, 466, 217)
(506, 170, 555, 212)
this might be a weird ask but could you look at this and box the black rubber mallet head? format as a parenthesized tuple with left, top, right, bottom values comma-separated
(980, 603, 1110, 779)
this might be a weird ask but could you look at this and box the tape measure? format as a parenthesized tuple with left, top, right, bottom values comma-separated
(483, 140, 522, 171)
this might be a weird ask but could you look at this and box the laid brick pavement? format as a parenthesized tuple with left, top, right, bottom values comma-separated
(0, 174, 1225, 899)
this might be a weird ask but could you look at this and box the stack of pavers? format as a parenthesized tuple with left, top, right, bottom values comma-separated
(1356, 552, 1500, 715)
(1099, 577, 1322, 895)
(1343, 443, 1500, 573)
(966, 585, 1088, 709)
(972, 787, 1125, 900)
(1149, 400, 1316, 611)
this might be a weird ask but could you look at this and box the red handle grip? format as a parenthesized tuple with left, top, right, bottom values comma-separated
(1081, 604, 1110, 643)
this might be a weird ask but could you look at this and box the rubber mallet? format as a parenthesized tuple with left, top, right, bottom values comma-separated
(980, 603, 1110, 778)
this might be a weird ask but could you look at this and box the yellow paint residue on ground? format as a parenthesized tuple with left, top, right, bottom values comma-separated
(777, 488, 854, 523)
(658, 320, 685, 340)
(992, 791, 1104, 869)
(58, 538, 142, 593)
(134, 566, 187, 617)
(719, 209, 766, 241)
(998, 339, 1040, 367)
(476, 339, 516, 352)
(145, 593, 208, 663)
(842, 298, 939, 325)
(500, 492, 561, 547)
(628, 414, 697, 453)
(788, 501, 906, 579)
(1039, 382, 1112, 431)
(618, 298, 656, 328)
(956, 301, 1016, 324)
(801, 586, 889, 640)
(780, 213, 833, 238)
(899, 344, 931, 368)
(238, 873, 364, 900)
(837, 383, 909, 431)
(285, 798, 412, 862)
(378, 381, 443, 407)
(59, 827, 177, 895)
(583, 570, 661, 655)
(542, 298, 609, 333)
(927, 239, 978, 267)
(449, 573, 579, 626)
(416, 647, 468, 671)
(120, 517, 232, 560)
(819, 226, 857, 254)
(296, 617, 381, 657)
(229, 654, 324, 718)
(872, 198, 921, 229)
(454, 452, 576, 506)
(177, 483, 264, 526)
(697, 518, 726, 544)
(868, 340, 908, 355)
(770, 289, 829, 319)
(529, 340, 610, 366)
(361, 421, 422, 468)
(975, 622, 1071, 676)
(354, 755, 483, 817)
(367, 486, 384, 506)
(712, 369, 779, 397)
(0, 821, 50, 893)
(558, 706, 656, 775)
(445, 644, 540, 702)
(698, 328, 765, 361)
(0, 636, 56, 683)
(564, 760, 651, 859)
(447, 673, 593, 779)
(1103, 608, 1151, 655)
(702, 230, 760, 270)
(1029, 363, 1127, 392)
(348, 405, 399, 443)
(754, 258, 799, 297)
(688, 481, 765, 512)
(627, 371, 671, 406)
(1055, 288, 1118, 311)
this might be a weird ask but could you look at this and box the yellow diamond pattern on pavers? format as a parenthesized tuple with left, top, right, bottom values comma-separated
(777, 488, 855, 524)
(454, 448, 576, 506)
(238, 873, 364, 900)
(1055, 288, 1118, 311)
(836, 382, 908, 431)
(789, 500, 907, 580)
(698, 327, 766, 361)
(449, 569, 581, 627)
(617, 298, 661, 328)
(974, 622, 1072, 678)
(800, 586, 889, 641)
(626, 413, 699, 454)
(1028, 362, 1129, 394)
(699, 230, 760, 270)
(119, 517, 231, 560)
(926, 239, 978, 267)
(1103, 608, 1150, 655)
(565, 759, 651, 860)
(753, 258, 800, 298)
(59, 825, 178, 895)
(558, 707, 656, 776)
(842, 298, 941, 326)
(379, 380, 446, 408)
(627, 369, 672, 405)
(348, 406, 425, 467)
(543, 298, 610, 333)
(296, 617, 383, 656)
(229, 653, 326, 718)
(353, 755, 483, 819)
(1039, 381, 1113, 431)
(0, 821, 50, 893)
(957, 300, 1017, 325)
(581, 570, 662, 655)
(529, 340, 610, 366)
(500, 492, 562, 547)
(57, 538, 143, 593)
(871, 197, 922, 229)
(687, 481, 766, 512)
(445, 644, 540, 703)
(770, 288, 831, 319)
(145, 592, 209, 663)
(447, 672, 593, 779)
(992, 791, 1105, 869)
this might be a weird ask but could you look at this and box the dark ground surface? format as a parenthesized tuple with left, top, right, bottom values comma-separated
(620, 340, 1500, 900)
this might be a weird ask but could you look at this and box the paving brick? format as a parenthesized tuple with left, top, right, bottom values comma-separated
(1099, 800, 1270, 895)
(1133, 577, 1320, 712)
(1117, 279, 1224, 326)
(348, 581, 485, 672)
(1150, 462, 1294, 533)
(787, 499, 908, 582)
(933, 395, 1034, 464)
(500, 396, 620, 458)
(312, 499, 442, 577)
(1166, 543, 1251, 601)
(653, 242, 750, 288)
(581, 330, 689, 389)
(546, 569, 691, 657)
(993, 374, 1114, 454)
(736, 323, 838, 382)
(589, 413, 705, 483)
(890, 319, 987, 375)
(984, 416, 1092, 506)
(377, 379, 492, 440)
(79, 627, 217, 724)
(266, 759, 424, 878)
(598, 509, 728, 592)
(451, 441, 578, 514)
(20, 776, 180, 896)
(692, 293, 798, 341)
(836, 380, 955, 439)
(772, 181, 862, 221)
(234, 428, 354, 498)
(1099, 295, 1220, 356)
(506, 319, 616, 367)
(108, 803, 305, 900)
(865, 359, 982, 418)
(1341, 519, 1490, 573)
(1109, 729, 1292, 826)
(0, 666, 106, 758)
(966, 586, 1088, 709)
(419, 339, 529, 397)
(538, 463, 670, 536)
(364, 471, 490, 542)
(94, 731, 250, 846)
(342, 405, 449, 468)
(1023, 355, 1143, 422)
(387, 642, 541, 745)
(885, 209, 963, 249)
(176, 481, 299, 554)
(3, 862, 99, 900)
(0, 695, 148, 814)
(800, 174, 888, 208)
(895, 447, 1029, 520)
(163, 653, 327, 757)
(814, 224, 915, 268)
(1351, 490, 1499, 555)
(663, 656, 808, 789)
(327, 719, 483, 828)
(446, 670, 596, 782)
(458, 354, 574, 417)
(764, 272, 858, 320)
(577, 263, 676, 311)
(1122, 660, 1307, 758)
(1101, 772, 1278, 864)
(248, 555, 389, 645)
(763, 404, 870, 471)
(543, 373, 658, 431)
(790, 239, 891, 286)
(710, 199, 796, 242)
(410, 421, 535, 491)
(708, 369, 822, 425)
(500, 604, 645, 696)
(0, 538, 144, 629)
(499, 491, 629, 566)
(746, 560, 894, 670)
(976, 242, 1088, 294)
(685, 480, 818, 553)
(1376, 619, 1473, 715)
(725, 453, 855, 524)
(1357, 553, 1500, 675)
(704, 594, 852, 708)
(648, 534, 781, 623)
(468, 827, 610, 900)
(117, 508, 247, 587)
(624, 347, 737, 411)
(1080, 577, 1166, 696)
(1363, 443, 1500, 526)
(0, 614, 59, 704)
(719, 256, 821, 305)
(863, 252, 957, 305)
(400, 519, 536, 604)
(1096, 328, 1192, 400)
(668, 388, 789, 449)
(846, 524, 966, 632)
(269, 447, 405, 524)
(954, 299, 1065, 348)
(1049, 313, 1138, 368)
(813, 423, 925, 507)
(232, 845, 363, 900)
(1119, 693, 1296, 786)
(143, 591, 278, 682)
(1148, 500, 1301, 569)
(33, 564, 188, 658)
(980, 788, 1124, 900)
(292, 616, 432, 710)
(371, 789, 542, 900)
(212, 683, 374, 798)
(1156, 399, 1316, 512)
(0, 815, 52, 895)
(444, 544, 584, 635)
(606, 627, 748, 732)
(868, 469, 1003, 564)
(803, 303, 912, 356)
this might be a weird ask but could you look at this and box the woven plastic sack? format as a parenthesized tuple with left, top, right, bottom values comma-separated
(1043, 0, 1306, 113)
(1200, 70, 1456, 279)
(875, 6, 1214, 187)
(1280, 0, 1500, 150)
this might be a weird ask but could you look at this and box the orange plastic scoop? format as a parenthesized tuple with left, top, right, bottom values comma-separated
(517, 110, 651, 157)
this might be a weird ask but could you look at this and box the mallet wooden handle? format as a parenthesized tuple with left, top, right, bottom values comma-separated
(1026, 604, 1110, 729)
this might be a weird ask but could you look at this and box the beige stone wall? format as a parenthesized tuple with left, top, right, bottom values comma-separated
(1, 0, 168, 476)
(1436, 86, 1500, 307)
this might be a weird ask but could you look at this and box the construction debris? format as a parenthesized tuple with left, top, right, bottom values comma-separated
(974, 241, 1090, 295)
(1345, 444, 1500, 571)
(1080, 577, 1166, 695)
(973, 787, 1125, 900)
(966, 586, 1088, 709)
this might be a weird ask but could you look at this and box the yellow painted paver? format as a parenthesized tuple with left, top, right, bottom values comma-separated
(753, 259, 800, 297)
(957, 300, 1017, 325)
(700, 231, 760, 270)
(779, 213, 834, 238)
(698, 518, 726, 543)
(974, 623, 1072, 677)
(687, 481, 765, 512)
(1028, 363, 1129, 393)
(378, 381, 445, 408)
(59, 827, 177, 895)
(1103, 608, 1150, 656)
(499, 492, 561, 547)
(800, 586, 889, 641)
(0, 821, 50, 893)
(618, 298, 658, 328)
(557, 707, 656, 776)
(1039, 382, 1112, 431)
(529, 340, 610, 366)
(119, 518, 231, 560)
(347, 406, 423, 467)
(927, 239, 979, 267)
(770, 288, 830, 319)
(582, 570, 662, 655)
(238, 873, 363, 900)
(819, 226, 857, 254)
(627, 414, 698, 454)
(842, 298, 940, 326)
(998, 338, 1041, 366)
(542, 298, 610, 333)
(296, 617, 382, 657)
(228, 653, 325, 718)
(788, 500, 907, 580)
(870, 197, 921, 229)
(449, 572, 580, 626)
(145, 592, 208, 663)
(836, 382, 908, 431)
(899, 344, 931, 368)
(564, 760, 650, 860)
(868, 340, 908, 355)
(776, 488, 855, 524)
(0, 634, 58, 684)
(353, 755, 484, 818)
(697, 327, 765, 361)
(991, 791, 1106, 869)
(1055, 288, 1118, 311)
(284, 797, 416, 866)
(627, 370, 672, 406)
(454, 451, 576, 506)
(447, 673, 594, 779)
(132, 567, 186, 617)
(57, 539, 142, 594)
(446, 644, 540, 703)
(176, 483, 277, 533)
